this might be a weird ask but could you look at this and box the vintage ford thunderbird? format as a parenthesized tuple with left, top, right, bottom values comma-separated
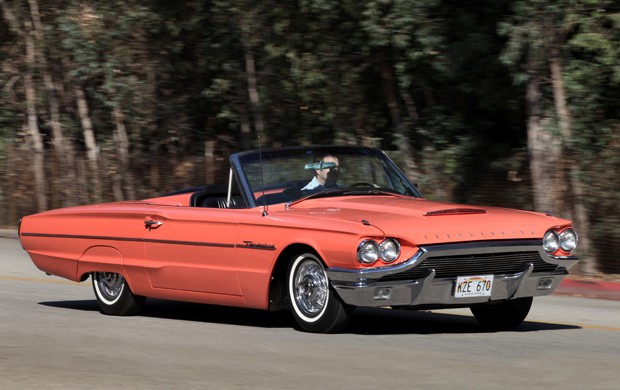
(19, 146, 579, 333)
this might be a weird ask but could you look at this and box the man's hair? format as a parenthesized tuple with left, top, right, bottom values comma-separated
(314, 153, 337, 164)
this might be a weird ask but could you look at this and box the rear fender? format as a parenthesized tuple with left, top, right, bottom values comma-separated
(77, 246, 127, 282)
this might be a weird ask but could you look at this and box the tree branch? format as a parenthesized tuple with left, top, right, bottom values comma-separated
(0, 0, 25, 37)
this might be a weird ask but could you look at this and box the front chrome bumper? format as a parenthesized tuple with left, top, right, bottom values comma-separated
(326, 240, 579, 308)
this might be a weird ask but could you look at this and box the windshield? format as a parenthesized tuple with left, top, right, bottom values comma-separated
(233, 146, 421, 206)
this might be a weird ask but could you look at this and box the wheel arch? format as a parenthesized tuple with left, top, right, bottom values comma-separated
(268, 243, 322, 311)
(77, 245, 131, 285)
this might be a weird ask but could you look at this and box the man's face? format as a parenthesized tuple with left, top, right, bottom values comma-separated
(316, 156, 339, 185)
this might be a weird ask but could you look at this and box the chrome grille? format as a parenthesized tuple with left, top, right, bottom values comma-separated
(380, 251, 557, 281)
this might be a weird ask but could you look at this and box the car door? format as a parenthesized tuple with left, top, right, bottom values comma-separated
(143, 205, 242, 296)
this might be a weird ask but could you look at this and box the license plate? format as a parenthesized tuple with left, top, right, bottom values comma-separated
(454, 275, 493, 298)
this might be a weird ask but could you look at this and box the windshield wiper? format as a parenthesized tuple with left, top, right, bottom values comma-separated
(343, 188, 396, 196)
(288, 187, 403, 207)
(288, 188, 348, 206)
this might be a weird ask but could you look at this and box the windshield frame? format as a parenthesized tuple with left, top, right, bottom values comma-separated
(230, 145, 423, 208)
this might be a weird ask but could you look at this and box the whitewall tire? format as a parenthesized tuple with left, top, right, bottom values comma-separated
(92, 272, 145, 316)
(287, 253, 351, 333)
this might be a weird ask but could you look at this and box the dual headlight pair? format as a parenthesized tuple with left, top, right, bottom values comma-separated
(543, 228, 578, 253)
(358, 229, 577, 264)
(357, 238, 401, 264)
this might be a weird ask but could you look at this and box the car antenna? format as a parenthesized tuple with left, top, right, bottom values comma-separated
(258, 135, 268, 216)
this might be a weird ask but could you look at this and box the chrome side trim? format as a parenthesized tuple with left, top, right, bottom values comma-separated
(21, 232, 234, 248)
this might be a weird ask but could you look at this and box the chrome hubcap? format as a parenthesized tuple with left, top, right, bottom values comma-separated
(293, 260, 328, 317)
(96, 272, 124, 301)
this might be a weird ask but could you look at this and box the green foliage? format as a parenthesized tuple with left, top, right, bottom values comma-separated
(0, 0, 619, 272)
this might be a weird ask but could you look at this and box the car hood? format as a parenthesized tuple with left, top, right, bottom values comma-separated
(280, 195, 570, 244)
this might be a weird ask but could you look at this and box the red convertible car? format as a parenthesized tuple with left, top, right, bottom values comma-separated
(19, 145, 579, 333)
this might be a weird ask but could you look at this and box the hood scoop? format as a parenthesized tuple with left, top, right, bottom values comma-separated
(424, 208, 487, 216)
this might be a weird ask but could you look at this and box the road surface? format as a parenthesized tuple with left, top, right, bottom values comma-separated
(1, 237, 619, 389)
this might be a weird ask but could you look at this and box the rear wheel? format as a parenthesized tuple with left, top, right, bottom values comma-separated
(287, 253, 351, 333)
(92, 272, 145, 316)
(470, 297, 533, 330)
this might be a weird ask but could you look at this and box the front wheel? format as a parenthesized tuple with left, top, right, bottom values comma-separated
(92, 272, 145, 316)
(470, 297, 533, 330)
(287, 253, 352, 333)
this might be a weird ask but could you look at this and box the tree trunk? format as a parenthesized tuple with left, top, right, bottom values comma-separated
(548, 45, 595, 274)
(380, 61, 418, 182)
(240, 107, 252, 150)
(28, 0, 77, 206)
(23, 16, 47, 212)
(1, 0, 47, 211)
(112, 106, 136, 200)
(75, 84, 102, 202)
(240, 11, 265, 144)
(5, 143, 16, 227)
(205, 140, 216, 184)
(24, 73, 47, 212)
(526, 53, 562, 215)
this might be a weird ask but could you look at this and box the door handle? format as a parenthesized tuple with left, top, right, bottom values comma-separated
(145, 220, 163, 230)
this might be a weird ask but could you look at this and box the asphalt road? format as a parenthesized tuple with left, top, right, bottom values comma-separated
(1, 237, 619, 390)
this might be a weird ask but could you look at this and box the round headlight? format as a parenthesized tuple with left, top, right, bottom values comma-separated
(542, 230, 559, 253)
(559, 229, 578, 251)
(357, 240, 379, 264)
(379, 239, 400, 263)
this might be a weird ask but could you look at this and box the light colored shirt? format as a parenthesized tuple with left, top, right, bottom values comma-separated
(301, 177, 320, 190)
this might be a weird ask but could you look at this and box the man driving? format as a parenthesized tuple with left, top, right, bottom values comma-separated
(302, 155, 340, 190)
